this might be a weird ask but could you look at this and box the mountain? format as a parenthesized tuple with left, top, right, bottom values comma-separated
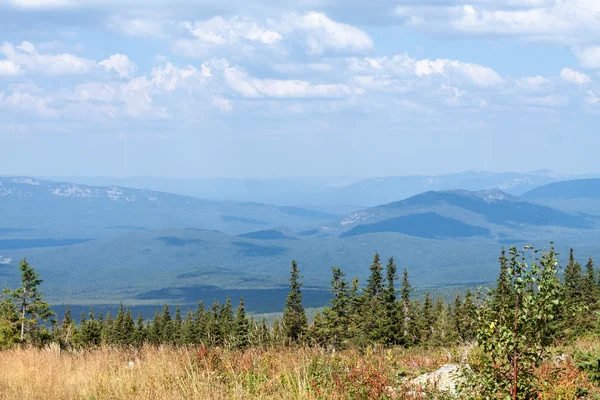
(0, 177, 340, 239)
(336, 189, 593, 240)
(42, 170, 585, 208)
(522, 179, 600, 200)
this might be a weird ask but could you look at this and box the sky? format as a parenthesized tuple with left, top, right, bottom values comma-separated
(1, 0, 599, 179)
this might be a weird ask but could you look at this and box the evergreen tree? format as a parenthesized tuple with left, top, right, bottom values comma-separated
(102, 311, 114, 344)
(365, 253, 384, 298)
(460, 290, 477, 341)
(378, 257, 400, 346)
(282, 261, 307, 342)
(149, 310, 161, 345)
(122, 308, 135, 346)
(0, 287, 19, 349)
(133, 312, 146, 347)
(12, 258, 54, 344)
(173, 305, 183, 344)
(234, 296, 249, 348)
(194, 301, 206, 344)
(160, 304, 174, 344)
(206, 300, 221, 346)
(419, 292, 434, 344)
(86, 309, 102, 347)
(181, 308, 196, 344)
(582, 258, 599, 309)
(400, 268, 413, 345)
(493, 248, 514, 312)
(219, 298, 235, 343)
(451, 293, 463, 341)
(328, 267, 351, 347)
(56, 306, 75, 347)
(564, 248, 583, 304)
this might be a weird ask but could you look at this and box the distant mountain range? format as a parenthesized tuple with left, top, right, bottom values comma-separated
(40, 170, 597, 208)
(2, 175, 600, 312)
(522, 179, 600, 200)
(0, 177, 340, 239)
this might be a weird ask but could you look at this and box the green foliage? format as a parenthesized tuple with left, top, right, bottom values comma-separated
(282, 261, 307, 343)
(464, 246, 563, 399)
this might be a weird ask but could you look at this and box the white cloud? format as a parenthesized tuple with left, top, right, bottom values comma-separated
(560, 67, 592, 85)
(0, 41, 95, 75)
(223, 65, 361, 98)
(212, 96, 232, 112)
(99, 54, 136, 78)
(586, 90, 600, 106)
(151, 62, 209, 90)
(573, 46, 600, 69)
(7, 0, 75, 8)
(0, 60, 23, 76)
(347, 54, 504, 88)
(516, 75, 551, 90)
(284, 12, 374, 55)
(521, 94, 568, 106)
(106, 15, 165, 38)
(0, 90, 58, 117)
(394, 0, 600, 44)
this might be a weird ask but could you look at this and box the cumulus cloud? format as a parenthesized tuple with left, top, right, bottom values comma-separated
(283, 12, 373, 55)
(394, 0, 600, 45)
(212, 96, 232, 112)
(0, 90, 58, 117)
(151, 62, 210, 90)
(560, 67, 592, 85)
(99, 54, 137, 78)
(223, 64, 361, 98)
(106, 15, 166, 38)
(347, 54, 504, 88)
(586, 90, 599, 106)
(1, 41, 95, 75)
(0, 60, 23, 76)
(573, 46, 600, 69)
(516, 75, 551, 90)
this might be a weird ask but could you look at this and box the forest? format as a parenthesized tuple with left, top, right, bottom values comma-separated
(2, 245, 600, 399)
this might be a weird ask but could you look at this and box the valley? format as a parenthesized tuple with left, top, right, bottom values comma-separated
(2, 173, 600, 315)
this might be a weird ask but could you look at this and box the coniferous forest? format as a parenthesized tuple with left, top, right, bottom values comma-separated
(3, 245, 600, 398)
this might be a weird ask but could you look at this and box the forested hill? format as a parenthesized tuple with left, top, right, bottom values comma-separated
(522, 178, 600, 200)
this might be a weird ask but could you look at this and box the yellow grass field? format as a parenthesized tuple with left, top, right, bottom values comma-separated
(0, 341, 598, 399)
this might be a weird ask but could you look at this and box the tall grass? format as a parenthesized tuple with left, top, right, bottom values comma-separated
(0, 341, 598, 399)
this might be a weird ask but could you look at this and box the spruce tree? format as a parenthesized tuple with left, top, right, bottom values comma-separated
(160, 304, 174, 344)
(0, 287, 19, 349)
(181, 308, 196, 344)
(149, 310, 161, 345)
(582, 258, 599, 309)
(87, 309, 102, 346)
(460, 290, 477, 341)
(234, 296, 249, 349)
(206, 300, 221, 346)
(12, 258, 54, 344)
(122, 308, 135, 346)
(194, 301, 206, 344)
(366, 253, 384, 298)
(219, 298, 235, 343)
(133, 312, 146, 347)
(400, 268, 413, 345)
(564, 248, 583, 304)
(419, 292, 434, 344)
(282, 261, 307, 342)
(173, 305, 183, 345)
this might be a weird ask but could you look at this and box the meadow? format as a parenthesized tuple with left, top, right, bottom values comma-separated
(1, 339, 600, 400)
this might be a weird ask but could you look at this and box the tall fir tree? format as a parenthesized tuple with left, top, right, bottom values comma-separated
(133, 312, 146, 347)
(234, 296, 250, 349)
(12, 258, 54, 344)
(282, 261, 307, 342)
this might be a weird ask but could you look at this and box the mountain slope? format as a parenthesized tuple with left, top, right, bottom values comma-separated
(336, 189, 592, 240)
(522, 179, 600, 200)
(0, 177, 339, 239)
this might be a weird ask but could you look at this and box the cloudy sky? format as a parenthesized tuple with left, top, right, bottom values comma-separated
(1, 0, 599, 178)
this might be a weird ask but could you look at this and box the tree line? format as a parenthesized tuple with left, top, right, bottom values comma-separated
(0, 245, 598, 353)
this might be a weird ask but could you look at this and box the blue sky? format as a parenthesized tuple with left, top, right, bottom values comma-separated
(1, 0, 599, 179)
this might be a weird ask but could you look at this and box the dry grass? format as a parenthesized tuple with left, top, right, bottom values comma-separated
(1, 342, 599, 399)
(0, 345, 452, 400)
